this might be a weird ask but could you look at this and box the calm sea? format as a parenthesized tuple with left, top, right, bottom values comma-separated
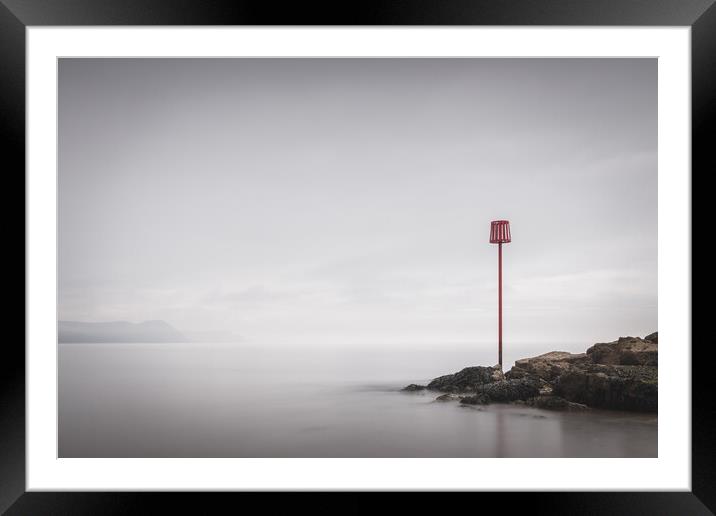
(59, 342, 657, 457)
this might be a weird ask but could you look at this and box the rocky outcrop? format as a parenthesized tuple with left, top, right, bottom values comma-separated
(506, 351, 589, 382)
(586, 336, 657, 366)
(523, 396, 589, 411)
(426, 365, 504, 392)
(553, 363, 657, 412)
(462, 378, 540, 404)
(435, 393, 463, 401)
(505, 334, 658, 412)
(644, 332, 658, 344)
(402, 331, 658, 413)
(401, 384, 427, 392)
(460, 393, 490, 405)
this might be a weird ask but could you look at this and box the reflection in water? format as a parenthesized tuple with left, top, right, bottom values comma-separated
(496, 406, 505, 458)
(59, 343, 657, 458)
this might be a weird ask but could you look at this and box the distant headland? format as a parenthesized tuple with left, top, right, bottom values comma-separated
(58, 320, 188, 343)
(403, 332, 658, 413)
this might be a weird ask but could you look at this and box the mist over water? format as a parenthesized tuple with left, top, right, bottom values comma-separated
(59, 343, 656, 458)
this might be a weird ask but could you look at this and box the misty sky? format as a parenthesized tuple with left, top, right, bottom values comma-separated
(58, 58, 657, 348)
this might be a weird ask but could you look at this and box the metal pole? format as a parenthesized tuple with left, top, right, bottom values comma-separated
(498, 241, 503, 368)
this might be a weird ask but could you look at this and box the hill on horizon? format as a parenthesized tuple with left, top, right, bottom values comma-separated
(58, 320, 188, 343)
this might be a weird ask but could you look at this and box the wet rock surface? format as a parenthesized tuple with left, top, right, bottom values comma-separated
(460, 393, 490, 405)
(426, 365, 504, 392)
(553, 364, 657, 412)
(524, 395, 590, 411)
(401, 384, 427, 392)
(435, 393, 463, 402)
(402, 332, 657, 413)
(474, 377, 540, 403)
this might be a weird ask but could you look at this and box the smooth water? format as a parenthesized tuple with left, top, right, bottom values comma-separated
(59, 343, 657, 457)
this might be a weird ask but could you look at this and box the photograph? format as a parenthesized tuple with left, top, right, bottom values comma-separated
(57, 57, 658, 459)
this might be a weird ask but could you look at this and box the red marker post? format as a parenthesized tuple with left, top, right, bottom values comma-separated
(489, 220, 511, 368)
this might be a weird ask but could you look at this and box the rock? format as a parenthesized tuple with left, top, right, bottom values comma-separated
(435, 393, 462, 401)
(475, 378, 541, 403)
(490, 364, 506, 382)
(408, 332, 657, 413)
(401, 384, 427, 392)
(427, 365, 502, 392)
(527, 395, 589, 411)
(505, 351, 588, 382)
(553, 364, 657, 412)
(586, 337, 657, 366)
(537, 378, 554, 395)
(460, 393, 490, 405)
(459, 378, 540, 405)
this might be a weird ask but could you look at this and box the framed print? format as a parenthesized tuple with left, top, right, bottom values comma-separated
(4, 0, 712, 513)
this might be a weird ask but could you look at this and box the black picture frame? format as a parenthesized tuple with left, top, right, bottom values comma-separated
(3, 1, 710, 513)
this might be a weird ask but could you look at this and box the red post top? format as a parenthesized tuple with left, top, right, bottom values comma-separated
(489, 220, 511, 244)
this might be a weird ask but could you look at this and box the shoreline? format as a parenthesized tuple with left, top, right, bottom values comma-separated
(402, 332, 658, 413)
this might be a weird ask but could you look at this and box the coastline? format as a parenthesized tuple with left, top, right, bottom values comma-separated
(402, 332, 658, 413)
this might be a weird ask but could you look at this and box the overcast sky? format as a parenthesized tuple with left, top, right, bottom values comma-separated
(58, 58, 657, 347)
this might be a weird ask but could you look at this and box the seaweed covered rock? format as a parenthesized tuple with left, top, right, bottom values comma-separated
(401, 384, 427, 392)
(478, 378, 540, 402)
(435, 393, 463, 402)
(525, 395, 589, 411)
(553, 364, 657, 412)
(426, 365, 503, 392)
(460, 393, 490, 405)
(459, 378, 540, 405)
